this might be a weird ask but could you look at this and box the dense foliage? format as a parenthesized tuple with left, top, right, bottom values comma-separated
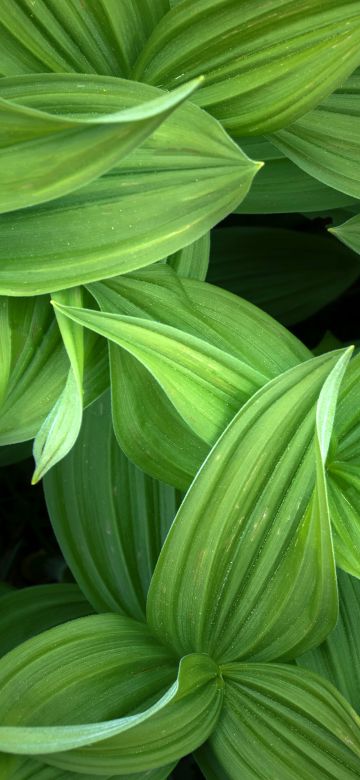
(1, 2, 360, 778)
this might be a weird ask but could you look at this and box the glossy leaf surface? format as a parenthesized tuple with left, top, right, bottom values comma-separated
(208, 227, 360, 326)
(197, 664, 360, 779)
(134, 0, 360, 135)
(0, 584, 94, 658)
(297, 570, 360, 714)
(0, 77, 259, 296)
(167, 233, 210, 281)
(44, 394, 179, 620)
(147, 350, 350, 663)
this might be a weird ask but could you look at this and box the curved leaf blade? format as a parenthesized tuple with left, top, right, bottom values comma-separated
(0, 615, 222, 774)
(196, 664, 360, 779)
(330, 213, 360, 257)
(147, 350, 351, 664)
(272, 69, 360, 199)
(134, 0, 360, 135)
(0, 0, 169, 79)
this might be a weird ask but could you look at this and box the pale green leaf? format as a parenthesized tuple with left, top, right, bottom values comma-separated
(43, 393, 179, 620)
(235, 138, 359, 213)
(208, 227, 360, 326)
(0, 584, 94, 658)
(167, 233, 210, 281)
(0, 76, 260, 296)
(32, 288, 85, 483)
(147, 350, 351, 664)
(297, 569, 360, 714)
(0, 73, 200, 213)
(330, 212, 360, 257)
(0, 0, 169, 79)
(134, 0, 360, 135)
(272, 69, 360, 199)
(0, 614, 222, 774)
(196, 664, 360, 779)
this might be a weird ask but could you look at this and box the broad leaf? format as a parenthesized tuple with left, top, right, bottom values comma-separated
(147, 350, 351, 663)
(326, 353, 360, 577)
(196, 664, 360, 779)
(0, 77, 260, 296)
(235, 138, 359, 213)
(0, 584, 94, 658)
(167, 233, 210, 281)
(66, 266, 310, 487)
(272, 69, 360, 199)
(44, 394, 179, 620)
(208, 227, 360, 326)
(134, 0, 360, 135)
(330, 213, 360, 257)
(0, 614, 222, 774)
(0, 0, 169, 79)
(0, 73, 200, 213)
(297, 569, 360, 714)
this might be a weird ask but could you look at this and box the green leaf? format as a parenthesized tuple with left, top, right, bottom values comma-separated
(0, 441, 33, 467)
(196, 664, 360, 779)
(235, 138, 359, 213)
(147, 350, 351, 664)
(0, 73, 201, 213)
(32, 288, 85, 483)
(0, 295, 108, 447)
(297, 569, 360, 714)
(207, 227, 360, 326)
(330, 212, 360, 257)
(43, 393, 179, 620)
(167, 233, 210, 281)
(271, 69, 360, 199)
(0, 0, 169, 79)
(326, 353, 360, 577)
(0, 76, 260, 296)
(0, 584, 94, 658)
(0, 614, 223, 774)
(0, 753, 175, 780)
(65, 266, 309, 487)
(134, 0, 360, 135)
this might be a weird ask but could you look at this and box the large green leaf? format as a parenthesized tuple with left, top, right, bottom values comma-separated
(326, 353, 360, 577)
(59, 266, 310, 488)
(297, 569, 360, 714)
(207, 227, 360, 326)
(0, 76, 260, 296)
(0, 614, 222, 774)
(0, 295, 108, 446)
(43, 394, 179, 621)
(196, 664, 360, 779)
(147, 350, 351, 664)
(235, 138, 359, 213)
(68, 266, 310, 487)
(272, 69, 360, 199)
(0, 0, 169, 78)
(0, 584, 94, 658)
(0, 753, 174, 780)
(134, 0, 360, 135)
(0, 73, 201, 213)
(330, 212, 360, 257)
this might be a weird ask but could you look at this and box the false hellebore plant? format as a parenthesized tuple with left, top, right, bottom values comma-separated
(1, 1, 360, 779)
